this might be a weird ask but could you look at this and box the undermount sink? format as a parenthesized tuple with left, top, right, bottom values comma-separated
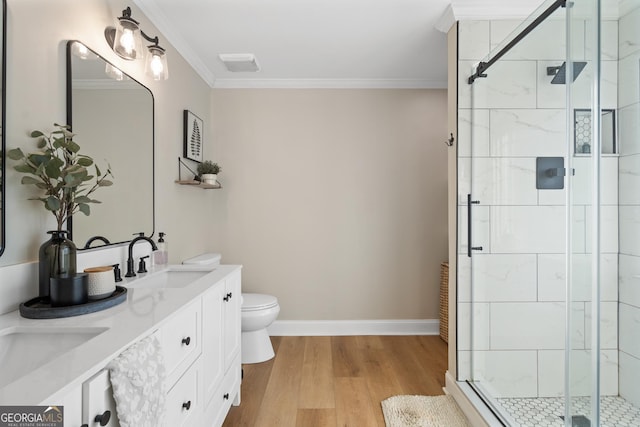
(0, 326, 109, 388)
(128, 269, 212, 289)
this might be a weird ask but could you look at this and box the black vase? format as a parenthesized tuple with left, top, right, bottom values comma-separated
(38, 230, 77, 297)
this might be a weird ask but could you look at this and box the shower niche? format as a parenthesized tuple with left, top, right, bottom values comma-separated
(574, 109, 617, 155)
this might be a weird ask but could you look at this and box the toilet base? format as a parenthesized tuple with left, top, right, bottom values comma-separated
(241, 328, 275, 364)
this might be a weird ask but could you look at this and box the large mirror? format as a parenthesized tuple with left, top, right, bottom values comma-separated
(0, 0, 6, 257)
(66, 41, 154, 249)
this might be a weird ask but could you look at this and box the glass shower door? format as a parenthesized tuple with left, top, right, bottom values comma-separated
(459, 1, 640, 426)
(459, 0, 574, 424)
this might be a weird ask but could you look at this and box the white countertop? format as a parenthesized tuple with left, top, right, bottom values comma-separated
(0, 264, 242, 406)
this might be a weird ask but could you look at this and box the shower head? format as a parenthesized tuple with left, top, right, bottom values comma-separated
(547, 61, 587, 84)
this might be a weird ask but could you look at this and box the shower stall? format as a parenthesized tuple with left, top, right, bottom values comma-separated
(455, 0, 640, 425)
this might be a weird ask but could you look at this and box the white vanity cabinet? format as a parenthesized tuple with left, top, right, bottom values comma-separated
(161, 299, 201, 387)
(202, 269, 242, 426)
(223, 271, 241, 368)
(165, 359, 202, 427)
(56, 384, 82, 427)
(52, 266, 243, 427)
(3, 266, 244, 426)
(161, 298, 203, 426)
(202, 283, 225, 403)
(82, 370, 118, 427)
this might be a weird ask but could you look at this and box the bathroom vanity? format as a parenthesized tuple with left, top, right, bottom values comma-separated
(0, 264, 242, 427)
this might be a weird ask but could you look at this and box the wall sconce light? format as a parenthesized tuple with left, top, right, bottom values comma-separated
(105, 6, 169, 80)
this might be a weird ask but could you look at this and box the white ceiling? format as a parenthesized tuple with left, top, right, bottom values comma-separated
(133, 0, 547, 89)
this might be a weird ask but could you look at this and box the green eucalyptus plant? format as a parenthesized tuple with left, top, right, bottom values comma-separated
(8, 124, 114, 232)
(197, 160, 221, 176)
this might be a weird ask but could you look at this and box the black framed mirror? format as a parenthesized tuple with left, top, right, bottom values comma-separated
(0, 0, 6, 257)
(66, 40, 154, 249)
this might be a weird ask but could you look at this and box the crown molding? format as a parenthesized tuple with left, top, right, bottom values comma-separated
(450, 0, 543, 20)
(212, 78, 447, 89)
(133, 0, 216, 87)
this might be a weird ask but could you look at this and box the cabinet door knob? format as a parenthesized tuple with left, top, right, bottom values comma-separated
(223, 295, 229, 302)
(223, 393, 230, 400)
(94, 410, 111, 426)
(182, 400, 192, 410)
(227, 292, 233, 299)
(182, 336, 191, 346)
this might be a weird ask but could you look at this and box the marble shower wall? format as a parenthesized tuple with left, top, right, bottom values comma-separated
(618, 5, 640, 409)
(457, 17, 620, 398)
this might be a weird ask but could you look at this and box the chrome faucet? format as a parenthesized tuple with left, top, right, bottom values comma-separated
(125, 236, 158, 277)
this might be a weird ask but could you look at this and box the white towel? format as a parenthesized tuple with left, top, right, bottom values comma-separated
(108, 335, 166, 427)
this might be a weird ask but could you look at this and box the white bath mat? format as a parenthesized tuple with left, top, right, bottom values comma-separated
(381, 394, 471, 427)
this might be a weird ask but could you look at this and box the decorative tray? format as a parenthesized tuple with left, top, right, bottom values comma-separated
(19, 286, 127, 319)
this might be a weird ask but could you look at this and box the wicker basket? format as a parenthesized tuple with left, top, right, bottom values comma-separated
(439, 261, 449, 343)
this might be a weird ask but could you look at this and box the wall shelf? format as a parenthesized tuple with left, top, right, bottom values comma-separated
(176, 157, 222, 189)
(175, 180, 222, 190)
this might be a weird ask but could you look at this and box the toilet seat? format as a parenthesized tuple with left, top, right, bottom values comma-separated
(242, 293, 278, 312)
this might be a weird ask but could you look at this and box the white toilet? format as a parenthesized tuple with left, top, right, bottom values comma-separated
(182, 253, 280, 364)
(241, 293, 280, 364)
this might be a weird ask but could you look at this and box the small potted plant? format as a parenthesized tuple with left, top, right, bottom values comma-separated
(197, 160, 221, 185)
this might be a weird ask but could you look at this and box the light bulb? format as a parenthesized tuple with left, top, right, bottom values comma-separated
(146, 46, 168, 80)
(119, 28, 135, 55)
(150, 54, 164, 78)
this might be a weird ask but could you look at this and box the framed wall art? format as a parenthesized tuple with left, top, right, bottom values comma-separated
(183, 110, 204, 162)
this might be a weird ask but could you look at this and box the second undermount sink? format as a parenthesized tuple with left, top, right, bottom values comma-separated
(128, 269, 212, 289)
(0, 326, 109, 388)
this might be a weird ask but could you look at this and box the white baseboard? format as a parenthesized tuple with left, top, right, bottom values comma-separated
(267, 319, 439, 336)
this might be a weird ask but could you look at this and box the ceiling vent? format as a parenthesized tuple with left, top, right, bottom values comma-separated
(218, 54, 260, 72)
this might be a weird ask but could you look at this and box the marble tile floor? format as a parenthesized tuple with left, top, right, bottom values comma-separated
(496, 396, 640, 427)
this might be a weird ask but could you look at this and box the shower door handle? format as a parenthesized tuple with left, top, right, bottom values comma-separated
(467, 194, 482, 257)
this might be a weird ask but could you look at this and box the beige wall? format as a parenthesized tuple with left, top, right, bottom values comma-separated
(210, 89, 448, 320)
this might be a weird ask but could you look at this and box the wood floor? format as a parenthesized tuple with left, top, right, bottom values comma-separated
(222, 335, 448, 427)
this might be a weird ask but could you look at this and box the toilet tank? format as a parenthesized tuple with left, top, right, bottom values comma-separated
(182, 253, 222, 266)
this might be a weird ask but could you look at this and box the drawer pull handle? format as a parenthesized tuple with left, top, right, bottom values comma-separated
(223, 393, 230, 400)
(182, 400, 192, 410)
(94, 410, 111, 426)
(182, 337, 191, 346)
